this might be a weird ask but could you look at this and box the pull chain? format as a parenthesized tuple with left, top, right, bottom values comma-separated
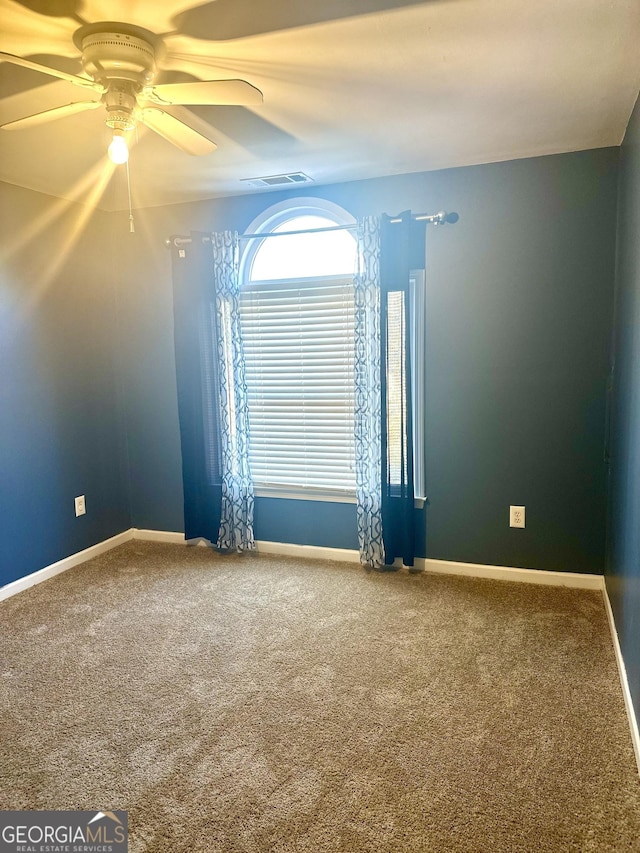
(126, 157, 135, 234)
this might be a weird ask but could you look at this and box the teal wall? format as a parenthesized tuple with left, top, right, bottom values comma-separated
(606, 93, 640, 713)
(0, 182, 130, 585)
(115, 147, 618, 572)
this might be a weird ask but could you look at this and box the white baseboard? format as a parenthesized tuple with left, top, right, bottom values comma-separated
(132, 529, 185, 544)
(131, 530, 362, 563)
(419, 557, 605, 590)
(602, 584, 640, 775)
(255, 539, 361, 563)
(0, 529, 134, 602)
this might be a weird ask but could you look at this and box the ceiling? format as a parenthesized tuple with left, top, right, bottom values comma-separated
(0, 0, 639, 211)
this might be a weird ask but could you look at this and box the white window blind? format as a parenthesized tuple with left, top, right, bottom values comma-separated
(239, 275, 356, 497)
(386, 289, 407, 486)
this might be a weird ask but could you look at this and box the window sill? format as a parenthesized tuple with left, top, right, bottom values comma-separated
(252, 488, 426, 509)
(253, 486, 356, 504)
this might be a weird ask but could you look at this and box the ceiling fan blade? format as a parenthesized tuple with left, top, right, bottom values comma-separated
(8, 0, 84, 18)
(0, 99, 102, 130)
(0, 52, 102, 92)
(147, 79, 263, 107)
(1, 2, 80, 58)
(139, 107, 217, 155)
(172, 0, 436, 41)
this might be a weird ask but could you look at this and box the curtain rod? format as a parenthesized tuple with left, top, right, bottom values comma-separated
(165, 210, 458, 248)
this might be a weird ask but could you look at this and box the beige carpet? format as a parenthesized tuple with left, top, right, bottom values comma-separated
(1, 541, 639, 852)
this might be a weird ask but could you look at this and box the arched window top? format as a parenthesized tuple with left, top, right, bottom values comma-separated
(241, 199, 357, 282)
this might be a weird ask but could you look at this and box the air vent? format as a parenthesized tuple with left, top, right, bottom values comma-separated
(241, 172, 314, 189)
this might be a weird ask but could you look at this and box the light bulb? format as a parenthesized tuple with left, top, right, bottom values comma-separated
(108, 133, 129, 165)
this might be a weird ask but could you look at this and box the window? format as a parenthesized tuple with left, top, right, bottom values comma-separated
(239, 201, 358, 501)
(410, 270, 426, 501)
(238, 200, 426, 503)
(383, 270, 426, 503)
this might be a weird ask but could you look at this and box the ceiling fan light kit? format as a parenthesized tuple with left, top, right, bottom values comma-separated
(0, 22, 263, 165)
(107, 131, 129, 165)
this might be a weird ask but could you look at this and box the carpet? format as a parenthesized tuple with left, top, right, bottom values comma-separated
(1, 541, 639, 851)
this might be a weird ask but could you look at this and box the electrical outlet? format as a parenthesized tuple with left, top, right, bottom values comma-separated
(75, 495, 86, 517)
(510, 505, 525, 528)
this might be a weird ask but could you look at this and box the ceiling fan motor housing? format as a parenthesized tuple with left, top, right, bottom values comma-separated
(81, 30, 159, 132)
(81, 31, 157, 88)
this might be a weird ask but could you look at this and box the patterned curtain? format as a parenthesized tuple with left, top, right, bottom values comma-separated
(354, 216, 385, 567)
(211, 232, 255, 551)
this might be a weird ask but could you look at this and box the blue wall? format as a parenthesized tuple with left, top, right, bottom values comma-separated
(606, 93, 640, 714)
(116, 148, 618, 573)
(0, 182, 130, 586)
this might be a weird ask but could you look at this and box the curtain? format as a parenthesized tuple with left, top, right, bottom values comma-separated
(171, 231, 255, 551)
(211, 232, 255, 551)
(171, 232, 223, 543)
(380, 212, 426, 567)
(354, 216, 385, 567)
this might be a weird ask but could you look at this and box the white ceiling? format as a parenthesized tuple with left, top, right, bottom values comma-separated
(1, 0, 639, 211)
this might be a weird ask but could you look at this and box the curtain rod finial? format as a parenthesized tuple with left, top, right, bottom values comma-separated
(434, 211, 459, 225)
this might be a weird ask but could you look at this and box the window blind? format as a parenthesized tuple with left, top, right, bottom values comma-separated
(386, 289, 407, 486)
(239, 275, 356, 495)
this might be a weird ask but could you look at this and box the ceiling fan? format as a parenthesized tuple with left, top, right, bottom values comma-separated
(0, 1, 433, 167)
(0, 21, 264, 163)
